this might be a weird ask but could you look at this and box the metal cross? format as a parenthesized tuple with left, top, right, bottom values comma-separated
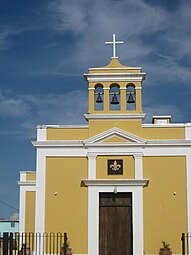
(105, 34, 124, 58)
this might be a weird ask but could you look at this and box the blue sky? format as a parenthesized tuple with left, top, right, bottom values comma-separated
(0, 0, 191, 218)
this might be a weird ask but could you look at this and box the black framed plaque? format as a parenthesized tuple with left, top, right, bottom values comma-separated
(108, 159, 123, 175)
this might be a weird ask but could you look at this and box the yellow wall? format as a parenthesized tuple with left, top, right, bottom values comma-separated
(89, 122, 185, 140)
(102, 135, 127, 143)
(142, 127, 185, 140)
(47, 128, 88, 140)
(89, 120, 142, 137)
(26, 172, 36, 181)
(25, 191, 36, 233)
(143, 156, 187, 254)
(97, 155, 134, 179)
(45, 122, 185, 141)
(45, 157, 88, 254)
(88, 57, 141, 72)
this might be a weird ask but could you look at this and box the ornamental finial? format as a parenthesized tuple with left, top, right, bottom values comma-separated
(105, 34, 124, 58)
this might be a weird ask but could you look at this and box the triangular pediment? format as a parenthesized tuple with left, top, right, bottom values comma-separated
(102, 135, 129, 143)
(84, 127, 146, 144)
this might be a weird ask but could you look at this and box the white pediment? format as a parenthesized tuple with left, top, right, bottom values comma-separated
(84, 127, 146, 144)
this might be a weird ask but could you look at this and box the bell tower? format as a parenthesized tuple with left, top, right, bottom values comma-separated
(84, 34, 146, 135)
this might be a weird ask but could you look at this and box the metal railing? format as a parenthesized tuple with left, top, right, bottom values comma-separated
(181, 233, 191, 255)
(0, 232, 68, 255)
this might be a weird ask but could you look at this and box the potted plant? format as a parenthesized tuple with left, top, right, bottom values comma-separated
(159, 241, 172, 255)
(60, 240, 73, 255)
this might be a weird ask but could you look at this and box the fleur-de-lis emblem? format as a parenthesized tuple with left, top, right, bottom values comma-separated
(110, 160, 121, 171)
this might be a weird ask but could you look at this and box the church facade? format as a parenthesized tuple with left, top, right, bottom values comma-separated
(18, 35, 191, 255)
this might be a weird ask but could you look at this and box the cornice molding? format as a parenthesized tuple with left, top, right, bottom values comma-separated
(84, 73, 146, 82)
(142, 123, 185, 128)
(17, 181, 36, 186)
(82, 179, 149, 187)
(84, 113, 146, 120)
(36, 125, 88, 129)
(88, 67, 142, 71)
(32, 140, 84, 147)
(31, 139, 191, 148)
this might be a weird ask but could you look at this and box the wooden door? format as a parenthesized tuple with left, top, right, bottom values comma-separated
(99, 193, 132, 255)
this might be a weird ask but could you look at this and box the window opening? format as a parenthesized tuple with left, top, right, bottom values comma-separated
(110, 84, 120, 110)
(94, 84, 104, 111)
(126, 84, 135, 110)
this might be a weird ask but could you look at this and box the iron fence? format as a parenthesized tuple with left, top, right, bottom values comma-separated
(0, 232, 68, 255)
(181, 233, 191, 255)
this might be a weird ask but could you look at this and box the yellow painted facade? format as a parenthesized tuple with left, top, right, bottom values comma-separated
(26, 172, 36, 181)
(143, 156, 187, 254)
(47, 127, 88, 140)
(25, 191, 36, 233)
(19, 51, 191, 255)
(88, 120, 142, 137)
(45, 157, 88, 254)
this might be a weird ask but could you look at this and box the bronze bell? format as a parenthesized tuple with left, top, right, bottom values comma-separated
(127, 93, 135, 104)
(110, 93, 119, 104)
(96, 93, 103, 103)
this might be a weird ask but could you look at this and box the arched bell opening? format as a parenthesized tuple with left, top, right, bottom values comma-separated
(110, 83, 120, 111)
(126, 84, 136, 110)
(94, 84, 104, 111)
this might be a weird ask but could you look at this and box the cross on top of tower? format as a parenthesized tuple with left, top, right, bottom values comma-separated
(105, 34, 124, 58)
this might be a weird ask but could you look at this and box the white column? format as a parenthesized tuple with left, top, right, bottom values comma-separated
(133, 188, 144, 255)
(37, 126, 47, 141)
(88, 187, 99, 255)
(186, 153, 191, 255)
(88, 153, 97, 179)
(19, 172, 26, 233)
(35, 149, 46, 233)
(185, 124, 191, 140)
(134, 154, 143, 179)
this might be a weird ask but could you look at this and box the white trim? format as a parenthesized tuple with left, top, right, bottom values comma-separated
(84, 141, 191, 148)
(142, 123, 185, 127)
(152, 115, 171, 119)
(32, 141, 84, 147)
(18, 181, 36, 186)
(186, 154, 191, 255)
(36, 125, 88, 129)
(84, 113, 146, 120)
(37, 127, 47, 141)
(84, 73, 146, 82)
(19, 181, 36, 233)
(87, 185, 145, 255)
(185, 124, 191, 140)
(32, 140, 191, 149)
(35, 149, 46, 233)
(83, 179, 148, 186)
(88, 67, 142, 71)
(84, 127, 146, 144)
(20, 172, 26, 182)
(87, 154, 97, 179)
(134, 154, 143, 179)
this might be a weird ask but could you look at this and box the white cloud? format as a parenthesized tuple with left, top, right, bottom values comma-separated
(0, 27, 27, 51)
(46, 0, 191, 89)
(10, 212, 19, 220)
(0, 90, 29, 117)
(18, 90, 88, 138)
(49, 0, 89, 34)
(0, 87, 88, 139)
